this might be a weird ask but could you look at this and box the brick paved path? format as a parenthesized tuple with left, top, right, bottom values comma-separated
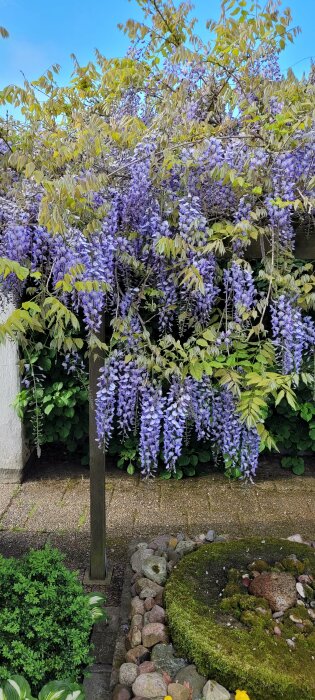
(0, 459, 314, 545)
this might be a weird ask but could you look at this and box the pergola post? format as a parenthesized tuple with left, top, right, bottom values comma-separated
(88, 318, 107, 582)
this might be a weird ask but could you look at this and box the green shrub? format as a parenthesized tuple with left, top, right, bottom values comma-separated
(0, 675, 85, 700)
(14, 344, 88, 463)
(0, 547, 105, 693)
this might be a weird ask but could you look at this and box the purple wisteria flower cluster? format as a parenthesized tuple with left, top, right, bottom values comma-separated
(1, 17, 315, 483)
(271, 294, 315, 374)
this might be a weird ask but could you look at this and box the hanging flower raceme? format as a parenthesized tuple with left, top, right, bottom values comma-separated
(0, 223, 32, 293)
(240, 426, 260, 480)
(179, 194, 207, 246)
(271, 294, 315, 374)
(266, 151, 297, 250)
(140, 383, 165, 476)
(117, 360, 145, 436)
(190, 376, 213, 441)
(211, 387, 242, 473)
(232, 197, 252, 254)
(192, 253, 219, 324)
(223, 261, 256, 323)
(95, 351, 121, 448)
(163, 378, 191, 472)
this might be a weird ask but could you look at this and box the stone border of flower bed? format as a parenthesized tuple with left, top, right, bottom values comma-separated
(110, 531, 314, 700)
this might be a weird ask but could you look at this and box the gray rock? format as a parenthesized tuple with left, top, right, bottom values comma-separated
(131, 548, 154, 574)
(167, 550, 181, 563)
(136, 578, 164, 599)
(287, 534, 303, 543)
(132, 672, 167, 698)
(175, 665, 207, 700)
(168, 682, 190, 700)
(205, 529, 215, 542)
(148, 535, 171, 551)
(113, 684, 131, 700)
(151, 643, 187, 679)
(203, 680, 230, 700)
(131, 614, 143, 630)
(142, 556, 167, 585)
(131, 596, 145, 616)
(119, 663, 138, 687)
(125, 645, 150, 665)
(148, 605, 165, 624)
(175, 540, 196, 556)
(142, 622, 169, 647)
(214, 534, 229, 543)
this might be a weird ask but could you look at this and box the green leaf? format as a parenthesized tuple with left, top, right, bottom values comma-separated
(189, 362, 203, 381)
(292, 461, 305, 476)
(177, 455, 190, 466)
(159, 470, 172, 480)
(198, 451, 211, 463)
(127, 463, 135, 475)
(4, 677, 33, 700)
(183, 466, 196, 477)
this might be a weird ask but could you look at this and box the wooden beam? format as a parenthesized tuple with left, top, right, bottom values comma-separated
(89, 318, 107, 581)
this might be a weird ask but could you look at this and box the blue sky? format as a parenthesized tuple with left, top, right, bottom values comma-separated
(0, 0, 314, 89)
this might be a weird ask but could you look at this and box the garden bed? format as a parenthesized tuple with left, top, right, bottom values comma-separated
(111, 533, 315, 700)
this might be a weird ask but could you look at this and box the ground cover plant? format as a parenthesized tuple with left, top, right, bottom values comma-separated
(0, 676, 85, 700)
(164, 538, 315, 700)
(0, 0, 315, 479)
(0, 547, 105, 693)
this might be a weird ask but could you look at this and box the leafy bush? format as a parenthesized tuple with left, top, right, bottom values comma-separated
(0, 675, 85, 700)
(14, 343, 88, 462)
(0, 547, 105, 693)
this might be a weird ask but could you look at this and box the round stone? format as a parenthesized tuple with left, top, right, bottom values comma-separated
(151, 643, 186, 678)
(132, 672, 167, 698)
(168, 682, 191, 700)
(202, 680, 230, 700)
(249, 572, 297, 612)
(142, 556, 167, 585)
(142, 622, 169, 648)
(119, 663, 138, 687)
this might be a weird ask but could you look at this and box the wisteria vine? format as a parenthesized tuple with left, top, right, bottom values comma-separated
(0, 0, 315, 480)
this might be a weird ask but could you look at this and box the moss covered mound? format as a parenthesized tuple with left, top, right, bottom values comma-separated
(165, 538, 315, 700)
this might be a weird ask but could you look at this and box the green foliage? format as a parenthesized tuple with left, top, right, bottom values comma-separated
(264, 384, 315, 475)
(108, 432, 215, 479)
(281, 455, 305, 475)
(0, 675, 85, 700)
(14, 344, 88, 461)
(0, 547, 106, 693)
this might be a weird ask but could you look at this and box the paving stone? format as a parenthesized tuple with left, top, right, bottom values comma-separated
(0, 484, 19, 517)
(83, 665, 112, 700)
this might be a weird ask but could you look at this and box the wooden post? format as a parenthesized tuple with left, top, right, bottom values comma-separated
(88, 318, 107, 581)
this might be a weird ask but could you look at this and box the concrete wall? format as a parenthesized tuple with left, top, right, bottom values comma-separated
(0, 298, 28, 482)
